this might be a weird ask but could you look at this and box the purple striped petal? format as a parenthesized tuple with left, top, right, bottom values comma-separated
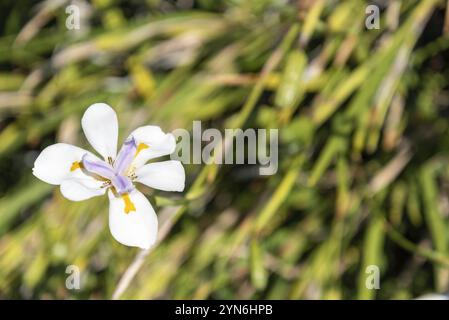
(82, 154, 115, 180)
(110, 174, 134, 195)
(114, 136, 137, 175)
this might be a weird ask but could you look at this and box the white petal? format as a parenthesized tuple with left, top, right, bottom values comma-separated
(108, 189, 158, 249)
(127, 125, 176, 168)
(60, 177, 106, 201)
(81, 103, 118, 161)
(135, 160, 185, 192)
(32, 143, 97, 185)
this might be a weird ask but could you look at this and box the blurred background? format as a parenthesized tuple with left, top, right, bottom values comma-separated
(1, 0, 449, 299)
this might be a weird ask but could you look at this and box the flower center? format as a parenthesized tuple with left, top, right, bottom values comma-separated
(69, 137, 150, 214)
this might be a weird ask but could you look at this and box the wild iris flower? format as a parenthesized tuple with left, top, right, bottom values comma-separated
(33, 103, 185, 249)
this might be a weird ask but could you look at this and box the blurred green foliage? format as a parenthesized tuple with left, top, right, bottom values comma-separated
(1, 0, 449, 299)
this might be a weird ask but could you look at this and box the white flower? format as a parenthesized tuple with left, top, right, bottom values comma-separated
(32, 103, 185, 249)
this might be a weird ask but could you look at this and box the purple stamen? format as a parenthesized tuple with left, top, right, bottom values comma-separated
(82, 154, 116, 180)
(114, 136, 137, 175)
(110, 174, 134, 195)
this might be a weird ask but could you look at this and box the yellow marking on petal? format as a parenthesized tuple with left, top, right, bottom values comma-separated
(122, 193, 136, 214)
(135, 143, 149, 158)
(70, 161, 83, 171)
